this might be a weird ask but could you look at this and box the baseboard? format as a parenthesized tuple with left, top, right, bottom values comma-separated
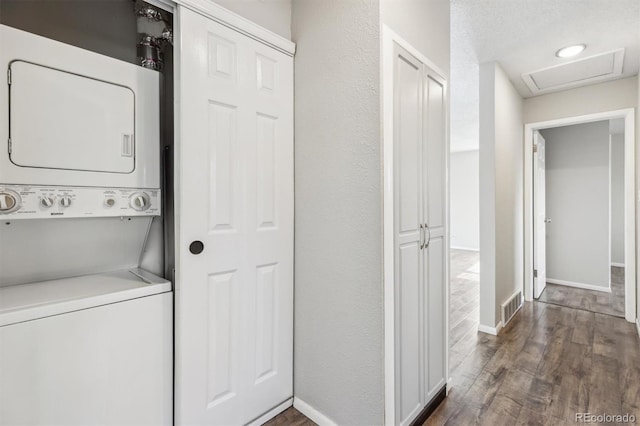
(450, 245, 479, 252)
(248, 398, 293, 426)
(293, 397, 338, 426)
(547, 278, 611, 293)
(409, 386, 447, 426)
(611, 262, 626, 268)
(478, 321, 502, 336)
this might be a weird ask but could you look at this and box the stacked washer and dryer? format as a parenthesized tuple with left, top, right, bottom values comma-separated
(0, 25, 172, 425)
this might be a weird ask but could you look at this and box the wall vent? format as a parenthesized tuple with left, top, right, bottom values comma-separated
(501, 291, 523, 326)
(522, 48, 625, 95)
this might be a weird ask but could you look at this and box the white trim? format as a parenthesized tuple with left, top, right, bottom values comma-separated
(293, 398, 338, 426)
(546, 278, 612, 293)
(247, 398, 293, 426)
(450, 147, 479, 154)
(381, 25, 449, 426)
(143, 0, 175, 13)
(611, 262, 626, 268)
(524, 108, 636, 323)
(636, 319, 640, 338)
(478, 321, 503, 336)
(174, 0, 295, 56)
(450, 245, 480, 252)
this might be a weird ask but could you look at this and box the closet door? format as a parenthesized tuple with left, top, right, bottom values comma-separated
(422, 70, 447, 401)
(176, 7, 293, 426)
(393, 44, 425, 426)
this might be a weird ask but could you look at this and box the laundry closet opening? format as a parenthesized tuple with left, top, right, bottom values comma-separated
(0, 1, 175, 423)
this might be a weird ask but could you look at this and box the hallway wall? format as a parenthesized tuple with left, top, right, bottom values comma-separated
(541, 122, 611, 290)
(479, 62, 524, 330)
(450, 150, 479, 251)
(291, 1, 383, 424)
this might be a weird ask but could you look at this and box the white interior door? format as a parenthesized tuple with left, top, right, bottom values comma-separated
(393, 44, 424, 426)
(392, 42, 448, 426)
(176, 8, 293, 426)
(422, 70, 447, 403)
(533, 131, 547, 298)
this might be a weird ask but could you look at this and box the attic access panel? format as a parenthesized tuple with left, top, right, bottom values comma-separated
(9, 60, 135, 174)
(522, 49, 624, 95)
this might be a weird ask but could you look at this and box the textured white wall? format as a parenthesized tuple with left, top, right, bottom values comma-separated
(212, 0, 291, 39)
(541, 122, 610, 289)
(479, 62, 523, 328)
(291, 1, 383, 424)
(611, 133, 625, 266)
(380, 0, 450, 78)
(450, 150, 479, 251)
(524, 77, 638, 124)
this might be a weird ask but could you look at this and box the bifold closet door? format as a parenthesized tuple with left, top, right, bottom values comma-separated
(393, 44, 425, 426)
(422, 70, 447, 402)
(176, 7, 293, 426)
(393, 42, 447, 426)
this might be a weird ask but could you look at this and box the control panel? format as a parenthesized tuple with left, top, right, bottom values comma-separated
(0, 185, 161, 219)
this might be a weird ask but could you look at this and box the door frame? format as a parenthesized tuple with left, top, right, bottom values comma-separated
(523, 108, 636, 322)
(382, 25, 450, 426)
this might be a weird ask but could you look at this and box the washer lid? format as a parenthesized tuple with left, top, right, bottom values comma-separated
(0, 269, 171, 327)
(9, 60, 135, 174)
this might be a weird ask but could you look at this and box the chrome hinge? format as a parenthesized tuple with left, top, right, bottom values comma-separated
(7, 138, 11, 154)
(7, 68, 11, 85)
(533, 144, 538, 153)
(533, 269, 538, 278)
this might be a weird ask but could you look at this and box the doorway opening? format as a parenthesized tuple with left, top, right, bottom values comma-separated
(449, 149, 480, 370)
(524, 109, 636, 321)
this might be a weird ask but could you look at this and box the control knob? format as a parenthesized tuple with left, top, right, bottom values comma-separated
(0, 190, 20, 213)
(40, 196, 54, 208)
(59, 196, 72, 208)
(129, 192, 151, 211)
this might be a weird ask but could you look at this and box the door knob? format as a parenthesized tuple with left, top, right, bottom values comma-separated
(544, 218, 551, 224)
(189, 241, 204, 255)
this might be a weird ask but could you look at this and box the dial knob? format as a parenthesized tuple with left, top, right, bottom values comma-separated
(0, 191, 19, 213)
(129, 192, 150, 211)
(40, 196, 54, 208)
(104, 198, 116, 207)
(59, 196, 72, 208)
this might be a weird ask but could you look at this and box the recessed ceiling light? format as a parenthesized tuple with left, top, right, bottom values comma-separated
(556, 44, 586, 58)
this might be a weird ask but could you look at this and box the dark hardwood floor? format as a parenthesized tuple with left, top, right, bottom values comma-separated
(537, 267, 625, 317)
(263, 407, 316, 426)
(426, 301, 640, 425)
(267, 257, 640, 426)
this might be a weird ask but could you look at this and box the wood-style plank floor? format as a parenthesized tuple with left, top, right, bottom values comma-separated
(537, 267, 625, 317)
(267, 254, 640, 426)
(426, 302, 640, 425)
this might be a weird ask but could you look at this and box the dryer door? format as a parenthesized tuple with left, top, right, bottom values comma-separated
(9, 60, 135, 174)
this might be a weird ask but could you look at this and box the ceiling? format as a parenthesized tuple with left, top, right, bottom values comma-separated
(450, 0, 640, 152)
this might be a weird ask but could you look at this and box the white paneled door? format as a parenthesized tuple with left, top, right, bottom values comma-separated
(533, 131, 547, 299)
(176, 7, 293, 426)
(392, 42, 447, 426)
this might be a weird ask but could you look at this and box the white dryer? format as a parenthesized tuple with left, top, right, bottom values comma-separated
(0, 25, 172, 426)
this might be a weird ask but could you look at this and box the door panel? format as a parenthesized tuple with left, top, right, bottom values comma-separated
(424, 76, 446, 230)
(393, 44, 425, 426)
(425, 237, 446, 399)
(176, 8, 293, 425)
(533, 132, 547, 298)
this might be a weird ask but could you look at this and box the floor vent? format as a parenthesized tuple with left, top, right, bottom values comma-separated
(501, 291, 523, 326)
